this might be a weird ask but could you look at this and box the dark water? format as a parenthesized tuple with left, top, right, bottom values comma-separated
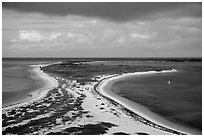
(112, 61, 202, 131)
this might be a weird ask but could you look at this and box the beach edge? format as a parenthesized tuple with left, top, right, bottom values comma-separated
(95, 69, 201, 135)
(2, 63, 59, 112)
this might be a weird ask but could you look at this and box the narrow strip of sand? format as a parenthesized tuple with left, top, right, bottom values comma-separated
(2, 64, 59, 112)
(96, 69, 201, 135)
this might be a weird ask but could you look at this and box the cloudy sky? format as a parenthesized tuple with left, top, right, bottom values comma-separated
(2, 2, 202, 57)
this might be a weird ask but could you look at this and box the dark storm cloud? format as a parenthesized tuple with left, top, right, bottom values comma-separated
(2, 2, 201, 22)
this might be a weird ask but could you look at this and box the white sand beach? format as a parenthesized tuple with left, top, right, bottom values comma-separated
(96, 69, 201, 135)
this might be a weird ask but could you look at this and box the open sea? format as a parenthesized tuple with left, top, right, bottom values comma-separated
(2, 58, 202, 132)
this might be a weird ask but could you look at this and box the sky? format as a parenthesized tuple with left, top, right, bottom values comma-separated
(2, 2, 202, 57)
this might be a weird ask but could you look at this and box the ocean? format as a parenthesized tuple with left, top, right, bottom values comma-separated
(111, 61, 202, 132)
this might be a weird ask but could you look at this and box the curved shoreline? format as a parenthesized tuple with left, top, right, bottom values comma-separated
(2, 64, 59, 112)
(95, 69, 201, 135)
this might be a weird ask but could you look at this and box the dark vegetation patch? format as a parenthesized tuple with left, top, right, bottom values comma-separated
(41, 61, 172, 84)
(113, 132, 130, 135)
(136, 132, 149, 135)
(2, 79, 87, 135)
(86, 115, 93, 118)
(47, 122, 117, 135)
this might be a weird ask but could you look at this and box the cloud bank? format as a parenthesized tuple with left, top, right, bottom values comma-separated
(2, 2, 202, 57)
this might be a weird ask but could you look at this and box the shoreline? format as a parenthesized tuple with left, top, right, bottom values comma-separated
(2, 64, 201, 135)
(2, 69, 174, 135)
(95, 69, 201, 135)
(2, 64, 59, 112)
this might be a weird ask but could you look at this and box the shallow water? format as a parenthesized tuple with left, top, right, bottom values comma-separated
(2, 58, 65, 107)
(111, 62, 202, 131)
(2, 63, 42, 106)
